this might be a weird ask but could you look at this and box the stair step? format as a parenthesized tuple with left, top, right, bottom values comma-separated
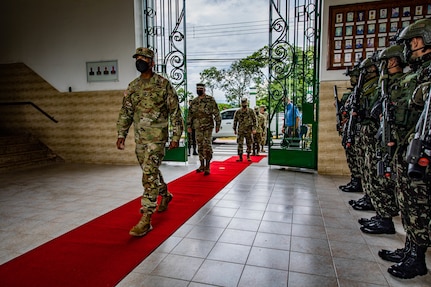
(0, 143, 43, 155)
(0, 130, 63, 171)
(0, 135, 36, 145)
(0, 157, 61, 172)
(0, 149, 53, 165)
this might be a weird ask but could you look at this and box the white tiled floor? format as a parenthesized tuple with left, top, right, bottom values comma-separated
(1, 155, 431, 287)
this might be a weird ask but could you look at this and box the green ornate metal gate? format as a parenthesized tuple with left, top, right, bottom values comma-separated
(137, 0, 188, 161)
(268, 0, 321, 169)
(138, 0, 321, 166)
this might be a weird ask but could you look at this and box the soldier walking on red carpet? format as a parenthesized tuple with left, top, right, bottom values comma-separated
(116, 47, 184, 237)
(187, 83, 221, 175)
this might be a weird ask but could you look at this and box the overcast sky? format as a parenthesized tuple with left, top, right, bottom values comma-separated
(185, 0, 269, 102)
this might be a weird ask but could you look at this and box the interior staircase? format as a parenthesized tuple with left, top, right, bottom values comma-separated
(0, 129, 63, 172)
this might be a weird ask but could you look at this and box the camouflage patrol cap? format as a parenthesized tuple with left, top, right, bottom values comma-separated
(196, 83, 205, 87)
(260, 105, 266, 109)
(133, 47, 154, 59)
(397, 19, 431, 46)
(378, 44, 406, 64)
(254, 106, 259, 111)
(241, 97, 248, 102)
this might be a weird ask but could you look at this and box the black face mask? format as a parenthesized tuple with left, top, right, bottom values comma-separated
(136, 59, 150, 73)
(197, 90, 204, 96)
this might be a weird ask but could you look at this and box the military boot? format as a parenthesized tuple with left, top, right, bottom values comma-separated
(360, 217, 395, 234)
(351, 194, 375, 211)
(379, 237, 411, 263)
(339, 176, 354, 190)
(196, 160, 204, 172)
(204, 159, 211, 175)
(388, 242, 428, 279)
(358, 214, 380, 225)
(158, 192, 173, 212)
(236, 153, 243, 162)
(341, 177, 362, 192)
(129, 213, 153, 237)
(246, 152, 251, 162)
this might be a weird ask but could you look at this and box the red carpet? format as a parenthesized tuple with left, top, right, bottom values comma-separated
(0, 156, 265, 287)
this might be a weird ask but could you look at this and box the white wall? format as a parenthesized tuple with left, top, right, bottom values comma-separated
(0, 0, 137, 92)
(320, 0, 376, 81)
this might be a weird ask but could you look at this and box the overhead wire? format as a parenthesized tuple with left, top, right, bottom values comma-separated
(185, 19, 268, 63)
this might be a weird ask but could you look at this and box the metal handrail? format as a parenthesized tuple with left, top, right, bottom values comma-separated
(0, 102, 58, 123)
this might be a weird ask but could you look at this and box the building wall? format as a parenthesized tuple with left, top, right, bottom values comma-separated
(0, 0, 137, 93)
(0, 63, 137, 165)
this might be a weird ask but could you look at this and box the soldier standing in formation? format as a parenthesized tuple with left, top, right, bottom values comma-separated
(383, 19, 431, 279)
(338, 65, 364, 194)
(233, 98, 257, 162)
(116, 47, 184, 237)
(187, 83, 221, 175)
(358, 45, 405, 235)
(337, 19, 431, 279)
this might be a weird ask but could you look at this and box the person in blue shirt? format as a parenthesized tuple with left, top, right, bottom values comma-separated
(282, 97, 300, 137)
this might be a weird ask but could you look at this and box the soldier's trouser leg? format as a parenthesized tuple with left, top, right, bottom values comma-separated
(342, 131, 364, 193)
(363, 124, 398, 218)
(135, 142, 166, 215)
(244, 132, 253, 156)
(395, 154, 431, 246)
(237, 133, 245, 155)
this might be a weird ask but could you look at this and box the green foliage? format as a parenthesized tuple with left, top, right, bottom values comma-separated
(176, 87, 193, 103)
(217, 103, 233, 111)
(198, 44, 315, 113)
(199, 67, 222, 96)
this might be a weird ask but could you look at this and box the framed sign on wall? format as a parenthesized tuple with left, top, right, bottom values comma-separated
(328, 0, 431, 70)
(86, 60, 118, 82)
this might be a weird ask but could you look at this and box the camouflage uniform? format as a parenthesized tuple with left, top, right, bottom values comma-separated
(340, 88, 362, 189)
(381, 19, 431, 279)
(356, 72, 378, 206)
(253, 109, 266, 155)
(366, 72, 403, 219)
(339, 66, 363, 193)
(117, 73, 184, 215)
(233, 102, 257, 161)
(187, 92, 221, 174)
(393, 61, 431, 246)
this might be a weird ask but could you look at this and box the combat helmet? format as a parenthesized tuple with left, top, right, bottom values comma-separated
(378, 44, 407, 67)
(359, 57, 377, 70)
(397, 18, 431, 45)
(379, 44, 405, 62)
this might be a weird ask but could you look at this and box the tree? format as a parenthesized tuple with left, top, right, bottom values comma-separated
(199, 67, 222, 96)
(219, 50, 267, 106)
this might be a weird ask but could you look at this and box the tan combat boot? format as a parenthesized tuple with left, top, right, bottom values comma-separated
(129, 213, 153, 237)
(204, 160, 211, 175)
(158, 192, 173, 212)
(196, 160, 204, 173)
(247, 153, 251, 161)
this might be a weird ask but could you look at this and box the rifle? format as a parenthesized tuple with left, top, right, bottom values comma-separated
(344, 69, 366, 148)
(376, 61, 395, 178)
(405, 84, 431, 180)
(334, 85, 342, 135)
